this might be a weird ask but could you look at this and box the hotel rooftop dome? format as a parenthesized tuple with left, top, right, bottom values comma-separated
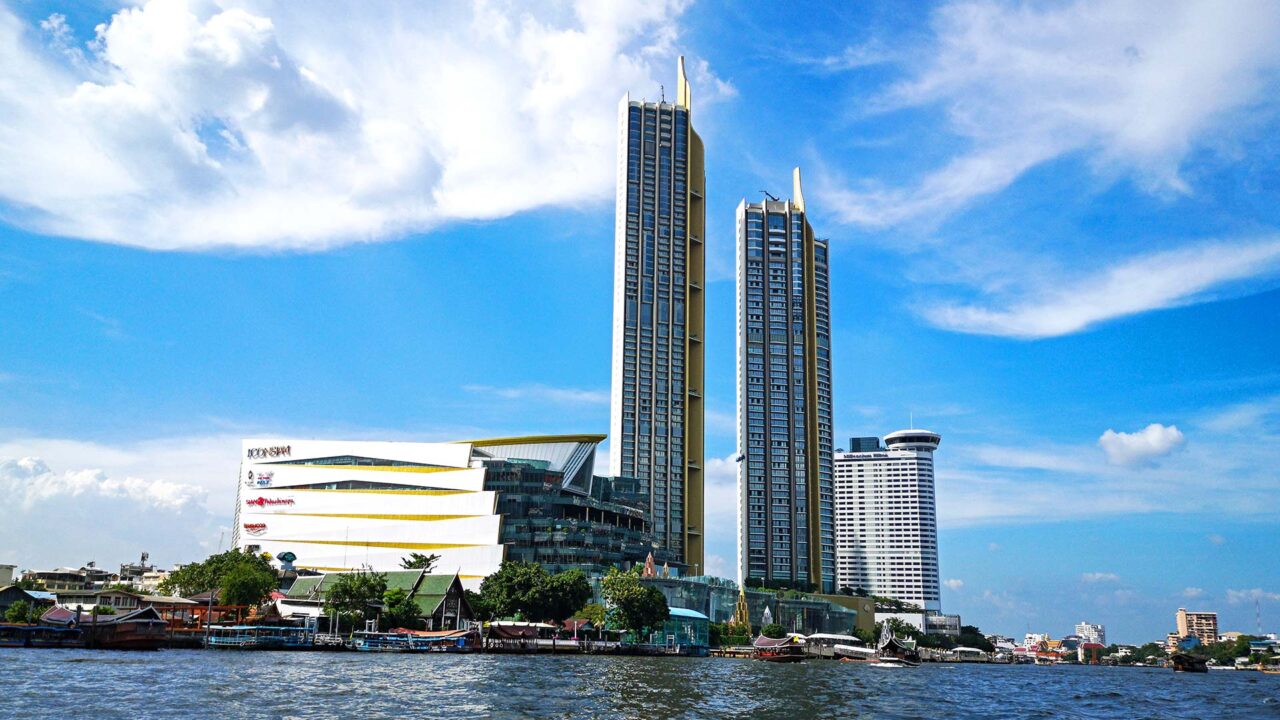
(882, 429, 941, 451)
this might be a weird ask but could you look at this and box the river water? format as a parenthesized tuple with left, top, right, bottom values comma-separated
(3, 649, 1278, 719)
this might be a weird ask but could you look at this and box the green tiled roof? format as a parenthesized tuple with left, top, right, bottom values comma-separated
(285, 570, 425, 600)
(412, 574, 462, 615)
(285, 570, 466, 619)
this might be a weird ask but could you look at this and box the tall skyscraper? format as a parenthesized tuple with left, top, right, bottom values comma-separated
(834, 429, 943, 610)
(735, 169, 835, 592)
(610, 57, 705, 572)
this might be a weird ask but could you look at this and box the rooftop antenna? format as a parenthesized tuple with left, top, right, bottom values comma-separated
(910, 411, 914, 429)
(660, 84, 665, 102)
(760, 190, 779, 202)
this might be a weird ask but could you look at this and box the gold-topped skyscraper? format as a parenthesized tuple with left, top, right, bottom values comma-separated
(609, 57, 705, 572)
(735, 168, 836, 593)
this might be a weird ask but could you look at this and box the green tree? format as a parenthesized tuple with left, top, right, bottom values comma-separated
(15, 578, 45, 591)
(324, 567, 388, 633)
(91, 605, 116, 616)
(957, 625, 994, 652)
(577, 602, 606, 627)
(465, 589, 494, 621)
(220, 562, 278, 607)
(878, 617, 922, 641)
(760, 623, 786, 639)
(853, 627, 877, 645)
(399, 553, 440, 572)
(540, 570, 593, 628)
(478, 561, 549, 620)
(158, 549, 276, 598)
(600, 567, 668, 637)
(5, 600, 35, 624)
(380, 587, 423, 631)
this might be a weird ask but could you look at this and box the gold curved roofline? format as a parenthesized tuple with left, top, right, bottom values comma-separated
(458, 434, 607, 448)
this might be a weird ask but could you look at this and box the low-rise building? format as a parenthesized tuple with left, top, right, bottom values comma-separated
(0, 565, 15, 586)
(1176, 607, 1218, 645)
(926, 612, 961, 637)
(22, 566, 116, 592)
(0, 585, 56, 617)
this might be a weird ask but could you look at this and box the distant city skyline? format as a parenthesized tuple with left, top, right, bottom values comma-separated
(3, 0, 1280, 644)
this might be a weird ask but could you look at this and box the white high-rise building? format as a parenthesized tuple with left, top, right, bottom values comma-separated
(1076, 621, 1106, 645)
(833, 430, 942, 610)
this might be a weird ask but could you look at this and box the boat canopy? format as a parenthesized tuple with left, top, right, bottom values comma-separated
(805, 633, 861, 644)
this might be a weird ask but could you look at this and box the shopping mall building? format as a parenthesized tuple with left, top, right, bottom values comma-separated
(233, 435, 662, 588)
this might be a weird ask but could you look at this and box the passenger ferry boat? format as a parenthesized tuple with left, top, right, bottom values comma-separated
(206, 625, 316, 650)
(350, 631, 423, 653)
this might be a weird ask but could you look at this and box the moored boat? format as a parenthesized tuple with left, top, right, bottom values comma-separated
(1170, 654, 1208, 673)
(751, 634, 807, 663)
(874, 623, 921, 667)
(834, 644, 877, 661)
(0, 624, 84, 649)
(40, 606, 166, 650)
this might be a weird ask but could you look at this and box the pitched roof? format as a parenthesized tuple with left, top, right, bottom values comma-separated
(284, 570, 425, 600)
(412, 573, 463, 616)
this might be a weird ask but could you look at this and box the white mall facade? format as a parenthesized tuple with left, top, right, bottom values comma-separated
(232, 436, 602, 589)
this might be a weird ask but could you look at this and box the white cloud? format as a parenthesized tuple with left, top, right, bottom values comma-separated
(936, 397, 1280, 527)
(704, 553, 730, 580)
(0, 0, 727, 250)
(1226, 588, 1280, 604)
(1082, 572, 1120, 583)
(463, 383, 609, 406)
(925, 238, 1280, 338)
(1206, 534, 1226, 546)
(1181, 587, 1204, 599)
(0, 454, 224, 570)
(944, 578, 964, 590)
(822, 0, 1280, 227)
(704, 409, 736, 437)
(1098, 423, 1185, 466)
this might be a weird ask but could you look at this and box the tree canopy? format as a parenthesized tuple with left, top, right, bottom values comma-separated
(474, 561, 594, 627)
(324, 567, 388, 633)
(4, 600, 38, 624)
(399, 553, 440, 572)
(380, 587, 423, 631)
(220, 562, 279, 607)
(157, 549, 277, 603)
(760, 623, 786, 639)
(600, 567, 668, 636)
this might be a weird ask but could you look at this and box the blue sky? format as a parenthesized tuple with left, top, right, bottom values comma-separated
(2, 0, 1280, 644)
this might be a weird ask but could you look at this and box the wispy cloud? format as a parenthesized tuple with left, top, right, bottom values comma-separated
(79, 309, 128, 340)
(463, 384, 609, 406)
(1181, 587, 1204, 599)
(1082, 572, 1120, 583)
(936, 396, 1280, 527)
(924, 237, 1280, 338)
(944, 578, 965, 590)
(1226, 588, 1280, 604)
(820, 0, 1280, 228)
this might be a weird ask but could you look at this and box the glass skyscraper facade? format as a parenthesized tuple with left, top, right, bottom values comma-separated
(735, 169, 835, 592)
(610, 57, 705, 572)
